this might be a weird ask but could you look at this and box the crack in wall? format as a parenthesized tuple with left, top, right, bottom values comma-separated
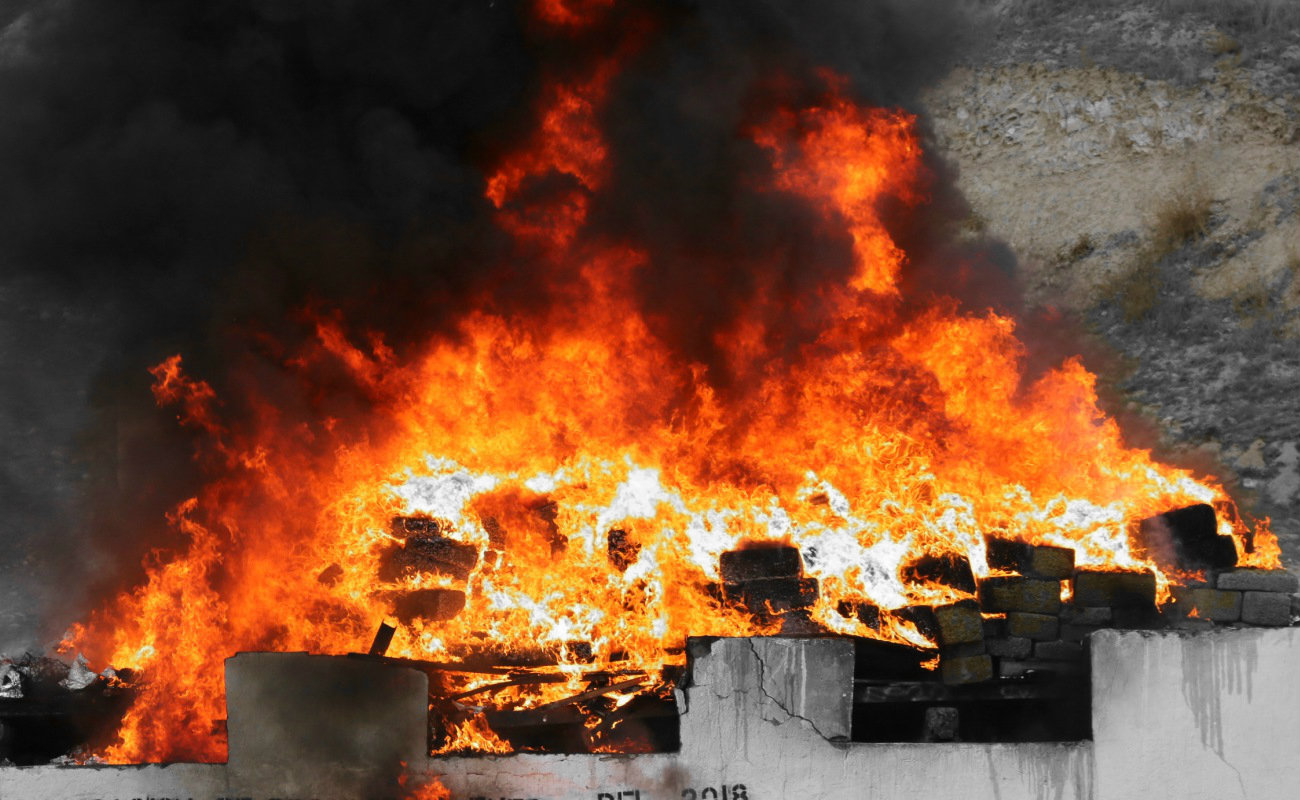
(744, 639, 837, 742)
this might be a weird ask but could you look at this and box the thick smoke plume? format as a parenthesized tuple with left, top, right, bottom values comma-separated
(0, 0, 991, 648)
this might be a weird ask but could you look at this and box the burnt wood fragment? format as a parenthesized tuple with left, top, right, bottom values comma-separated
(719, 545, 802, 583)
(1135, 503, 1237, 571)
(1072, 569, 1156, 608)
(984, 537, 1075, 579)
(901, 553, 976, 593)
(978, 577, 1062, 614)
(607, 529, 640, 572)
(391, 589, 466, 624)
(316, 562, 344, 586)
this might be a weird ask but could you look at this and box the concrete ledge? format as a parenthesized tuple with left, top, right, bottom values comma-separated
(2, 630, 1298, 799)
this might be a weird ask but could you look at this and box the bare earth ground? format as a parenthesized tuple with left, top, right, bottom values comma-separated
(926, 1, 1300, 570)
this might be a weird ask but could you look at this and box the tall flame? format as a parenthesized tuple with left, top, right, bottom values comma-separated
(68, 5, 1276, 765)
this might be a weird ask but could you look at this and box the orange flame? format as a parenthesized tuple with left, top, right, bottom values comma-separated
(69, 16, 1277, 765)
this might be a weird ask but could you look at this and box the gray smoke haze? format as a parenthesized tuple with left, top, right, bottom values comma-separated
(0, 0, 999, 651)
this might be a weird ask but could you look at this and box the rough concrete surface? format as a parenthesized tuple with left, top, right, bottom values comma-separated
(6, 633, 1300, 799)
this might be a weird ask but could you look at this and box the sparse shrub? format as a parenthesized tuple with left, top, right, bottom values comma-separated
(1067, 234, 1095, 261)
(1150, 179, 1212, 260)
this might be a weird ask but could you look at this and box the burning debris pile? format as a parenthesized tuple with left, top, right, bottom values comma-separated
(4, 0, 1285, 766)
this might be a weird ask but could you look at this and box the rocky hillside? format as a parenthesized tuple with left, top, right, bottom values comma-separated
(925, 0, 1300, 568)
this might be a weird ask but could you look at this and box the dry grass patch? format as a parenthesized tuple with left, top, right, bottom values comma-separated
(1150, 179, 1212, 259)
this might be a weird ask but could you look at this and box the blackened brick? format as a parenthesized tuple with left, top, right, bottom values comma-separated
(392, 588, 466, 624)
(1169, 587, 1242, 622)
(978, 577, 1061, 614)
(1072, 569, 1156, 607)
(1006, 612, 1060, 641)
(720, 546, 802, 583)
(1035, 641, 1084, 661)
(940, 654, 993, 685)
(1112, 603, 1164, 629)
(934, 601, 984, 646)
(985, 636, 1032, 659)
(1217, 569, 1299, 593)
(985, 537, 1075, 579)
(725, 577, 818, 613)
(1060, 624, 1100, 643)
(1136, 503, 1237, 571)
(1241, 591, 1292, 626)
(1059, 606, 1112, 625)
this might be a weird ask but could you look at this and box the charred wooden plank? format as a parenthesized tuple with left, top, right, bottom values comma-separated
(1135, 503, 1237, 571)
(719, 545, 802, 583)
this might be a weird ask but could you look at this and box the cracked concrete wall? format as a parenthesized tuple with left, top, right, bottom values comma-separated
(2, 633, 1298, 799)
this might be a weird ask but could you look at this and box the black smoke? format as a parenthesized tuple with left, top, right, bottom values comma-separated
(0, 0, 990, 648)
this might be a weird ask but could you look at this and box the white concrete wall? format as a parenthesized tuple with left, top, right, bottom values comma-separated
(1092, 628, 1300, 800)
(1, 630, 1296, 800)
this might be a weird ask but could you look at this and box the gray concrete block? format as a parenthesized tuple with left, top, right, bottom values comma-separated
(1241, 591, 1293, 626)
(1217, 569, 1300, 593)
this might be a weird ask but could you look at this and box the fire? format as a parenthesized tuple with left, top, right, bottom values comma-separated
(67, 3, 1276, 765)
